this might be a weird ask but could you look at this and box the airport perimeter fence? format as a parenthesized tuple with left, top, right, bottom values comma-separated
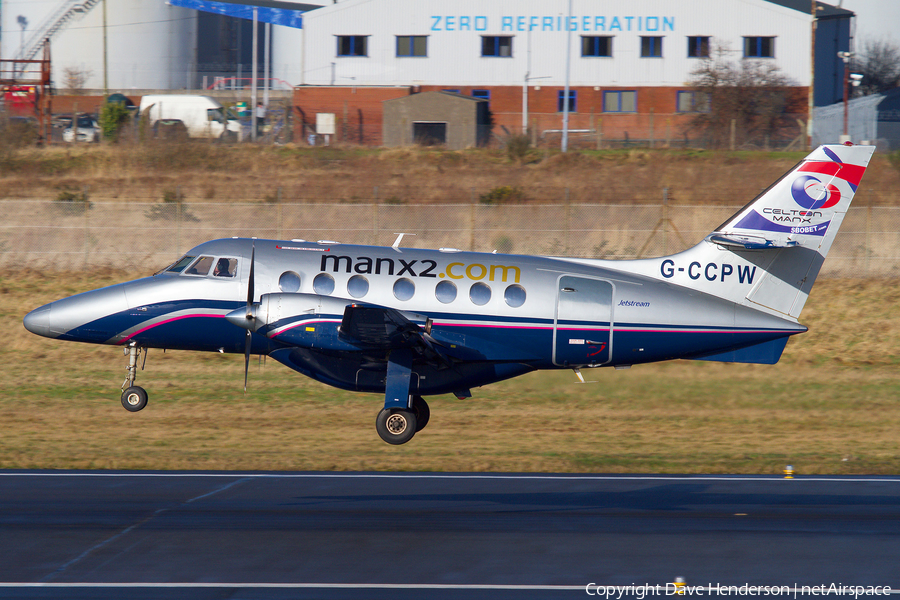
(2, 200, 899, 279)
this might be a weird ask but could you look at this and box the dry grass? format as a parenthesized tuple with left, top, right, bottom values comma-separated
(3, 270, 899, 474)
(1, 144, 898, 206)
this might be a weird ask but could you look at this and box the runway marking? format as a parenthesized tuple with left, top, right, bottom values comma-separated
(39, 477, 251, 583)
(0, 583, 897, 593)
(3, 472, 900, 483)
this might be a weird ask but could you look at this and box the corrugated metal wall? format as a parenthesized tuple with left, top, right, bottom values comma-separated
(300, 0, 813, 87)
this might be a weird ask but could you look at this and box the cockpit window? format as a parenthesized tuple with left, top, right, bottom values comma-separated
(185, 256, 215, 276)
(213, 258, 238, 278)
(165, 255, 196, 274)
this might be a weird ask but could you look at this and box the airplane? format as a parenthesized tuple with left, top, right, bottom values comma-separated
(23, 143, 874, 445)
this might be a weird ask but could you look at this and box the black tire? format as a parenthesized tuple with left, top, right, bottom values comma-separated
(411, 395, 430, 431)
(375, 408, 417, 445)
(121, 386, 148, 412)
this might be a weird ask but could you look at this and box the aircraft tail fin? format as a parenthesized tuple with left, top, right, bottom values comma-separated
(663, 143, 875, 319)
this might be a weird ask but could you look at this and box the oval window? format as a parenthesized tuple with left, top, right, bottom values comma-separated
(435, 280, 457, 304)
(279, 271, 301, 293)
(393, 278, 415, 301)
(313, 273, 335, 295)
(469, 282, 491, 306)
(504, 284, 526, 308)
(347, 275, 369, 298)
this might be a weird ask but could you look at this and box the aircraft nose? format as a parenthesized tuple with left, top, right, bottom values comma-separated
(23, 285, 129, 342)
(23, 304, 52, 338)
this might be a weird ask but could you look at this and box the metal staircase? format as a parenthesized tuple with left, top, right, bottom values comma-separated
(18, 0, 101, 62)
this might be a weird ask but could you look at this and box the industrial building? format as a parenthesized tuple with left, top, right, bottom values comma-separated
(291, 0, 853, 146)
(1, 0, 855, 147)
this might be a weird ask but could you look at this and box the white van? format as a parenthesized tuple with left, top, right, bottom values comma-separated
(138, 95, 242, 140)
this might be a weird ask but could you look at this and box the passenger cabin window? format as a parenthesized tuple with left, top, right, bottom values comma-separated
(314, 273, 335, 295)
(393, 278, 415, 301)
(469, 282, 491, 306)
(348, 275, 369, 298)
(166, 255, 196, 274)
(435, 280, 457, 304)
(279, 271, 301, 293)
(504, 285, 526, 307)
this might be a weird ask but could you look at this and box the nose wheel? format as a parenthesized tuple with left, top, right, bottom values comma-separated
(121, 386, 148, 412)
(120, 343, 149, 412)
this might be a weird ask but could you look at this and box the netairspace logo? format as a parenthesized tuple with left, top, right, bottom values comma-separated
(583, 583, 893, 598)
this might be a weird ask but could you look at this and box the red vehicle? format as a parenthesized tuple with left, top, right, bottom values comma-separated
(2, 85, 39, 116)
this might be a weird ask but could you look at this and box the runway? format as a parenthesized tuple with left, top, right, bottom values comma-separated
(1, 471, 898, 599)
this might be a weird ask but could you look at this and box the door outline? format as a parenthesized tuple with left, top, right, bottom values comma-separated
(552, 274, 615, 367)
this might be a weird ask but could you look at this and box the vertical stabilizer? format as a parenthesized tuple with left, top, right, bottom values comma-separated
(723, 144, 874, 317)
(619, 144, 876, 320)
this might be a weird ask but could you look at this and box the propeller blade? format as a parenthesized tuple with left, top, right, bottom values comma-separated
(246, 241, 255, 319)
(244, 329, 251, 392)
(244, 240, 255, 392)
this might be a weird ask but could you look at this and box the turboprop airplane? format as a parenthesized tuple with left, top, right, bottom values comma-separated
(24, 143, 874, 444)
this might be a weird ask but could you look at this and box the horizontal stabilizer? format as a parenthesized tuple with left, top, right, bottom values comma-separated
(708, 233, 799, 250)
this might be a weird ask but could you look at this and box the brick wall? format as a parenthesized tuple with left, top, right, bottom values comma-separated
(293, 86, 412, 144)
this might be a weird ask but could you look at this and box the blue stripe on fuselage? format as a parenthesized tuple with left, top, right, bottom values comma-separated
(57, 301, 802, 366)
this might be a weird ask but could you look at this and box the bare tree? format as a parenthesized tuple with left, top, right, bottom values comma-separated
(62, 66, 93, 94)
(853, 37, 900, 96)
(686, 42, 798, 148)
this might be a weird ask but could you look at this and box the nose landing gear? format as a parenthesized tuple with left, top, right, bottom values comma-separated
(120, 343, 149, 412)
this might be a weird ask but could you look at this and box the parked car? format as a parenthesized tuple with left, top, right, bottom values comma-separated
(62, 114, 99, 143)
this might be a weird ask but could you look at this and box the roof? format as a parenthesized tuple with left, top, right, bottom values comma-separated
(764, 0, 854, 19)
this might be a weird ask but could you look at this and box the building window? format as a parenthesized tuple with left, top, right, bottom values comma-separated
(558, 90, 577, 113)
(470, 89, 490, 109)
(641, 36, 663, 58)
(482, 36, 512, 57)
(581, 36, 612, 57)
(687, 36, 710, 58)
(337, 35, 368, 57)
(397, 35, 427, 57)
(603, 90, 636, 113)
(676, 90, 710, 113)
(744, 36, 774, 58)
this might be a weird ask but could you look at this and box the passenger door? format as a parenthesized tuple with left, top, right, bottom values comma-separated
(553, 275, 613, 367)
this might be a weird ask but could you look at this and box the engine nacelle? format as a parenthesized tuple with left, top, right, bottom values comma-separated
(256, 293, 361, 351)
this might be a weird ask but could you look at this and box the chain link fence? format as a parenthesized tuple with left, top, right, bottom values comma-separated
(2, 200, 898, 278)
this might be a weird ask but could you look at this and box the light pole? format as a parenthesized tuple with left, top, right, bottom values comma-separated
(837, 51, 853, 142)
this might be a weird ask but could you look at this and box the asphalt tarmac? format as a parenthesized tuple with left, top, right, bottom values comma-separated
(0, 472, 898, 599)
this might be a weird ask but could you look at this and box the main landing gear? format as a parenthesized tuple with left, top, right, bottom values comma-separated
(375, 395, 430, 445)
(120, 343, 149, 412)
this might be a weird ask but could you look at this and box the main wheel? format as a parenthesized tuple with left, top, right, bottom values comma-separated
(375, 408, 417, 445)
(411, 395, 430, 431)
(121, 386, 148, 412)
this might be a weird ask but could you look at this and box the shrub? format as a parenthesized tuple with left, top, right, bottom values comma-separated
(98, 101, 132, 142)
(479, 185, 525, 204)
